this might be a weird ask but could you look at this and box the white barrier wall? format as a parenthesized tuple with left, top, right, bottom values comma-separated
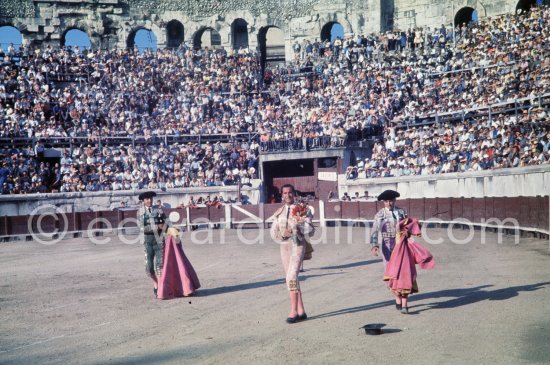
(0, 182, 262, 216)
(341, 165, 550, 199)
(2, 167, 549, 216)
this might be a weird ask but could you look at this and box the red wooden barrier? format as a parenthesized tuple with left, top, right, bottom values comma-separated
(64, 212, 78, 232)
(98, 211, 120, 229)
(162, 208, 186, 226)
(119, 210, 138, 228)
(262, 203, 280, 222)
(484, 197, 494, 222)
(341, 201, 360, 219)
(231, 204, 261, 223)
(436, 198, 452, 221)
(408, 199, 425, 220)
(527, 197, 540, 229)
(492, 198, 506, 221)
(400, 199, 410, 217)
(78, 212, 99, 231)
(8, 216, 31, 235)
(188, 207, 209, 224)
(518, 197, 530, 227)
(450, 198, 463, 221)
(308, 201, 320, 220)
(208, 206, 225, 223)
(472, 198, 485, 223)
(540, 196, 549, 230)
(504, 198, 522, 224)
(1, 196, 548, 239)
(324, 202, 342, 219)
(0, 216, 7, 236)
(462, 198, 474, 222)
(359, 202, 377, 220)
(424, 199, 438, 220)
(29, 213, 58, 235)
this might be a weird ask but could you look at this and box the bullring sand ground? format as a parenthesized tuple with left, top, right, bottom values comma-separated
(1, 227, 549, 364)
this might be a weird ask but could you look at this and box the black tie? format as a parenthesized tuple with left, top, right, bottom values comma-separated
(285, 205, 290, 229)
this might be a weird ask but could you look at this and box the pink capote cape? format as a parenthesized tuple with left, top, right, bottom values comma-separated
(383, 218, 435, 295)
(157, 235, 201, 299)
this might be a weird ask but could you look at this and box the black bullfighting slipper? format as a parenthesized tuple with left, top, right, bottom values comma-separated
(286, 315, 299, 324)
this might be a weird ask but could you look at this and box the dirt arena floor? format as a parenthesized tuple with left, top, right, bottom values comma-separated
(1, 226, 549, 365)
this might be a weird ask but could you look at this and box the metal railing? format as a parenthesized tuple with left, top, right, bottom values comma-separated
(1, 93, 547, 151)
(0, 132, 260, 150)
(427, 61, 519, 78)
(47, 71, 90, 83)
(259, 136, 348, 153)
(400, 93, 550, 127)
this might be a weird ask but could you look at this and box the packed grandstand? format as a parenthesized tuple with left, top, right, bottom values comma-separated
(0, 5, 548, 195)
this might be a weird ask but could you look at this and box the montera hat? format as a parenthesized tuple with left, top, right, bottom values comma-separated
(138, 191, 157, 201)
(377, 190, 400, 201)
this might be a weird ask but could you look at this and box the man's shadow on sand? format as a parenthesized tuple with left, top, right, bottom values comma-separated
(196, 259, 377, 297)
(308, 281, 550, 320)
(316, 259, 380, 270)
(197, 272, 344, 297)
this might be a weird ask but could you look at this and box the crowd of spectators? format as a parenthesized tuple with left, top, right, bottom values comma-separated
(0, 139, 259, 193)
(284, 6, 548, 122)
(174, 193, 254, 209)
(346, 108, 549, 179)
(0, 5, 549, 194)
(0, 44, 263, 139)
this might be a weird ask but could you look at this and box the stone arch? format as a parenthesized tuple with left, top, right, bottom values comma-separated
(166, 20, 184, 48)
(320, 21, 345, 42)
(454, 7, 478, 27)
(127, 27, 157, 50)
(0, 20, 25, 31)
(449, 0, 489, 24)
(0, 25, 23, 49)
(59, 17, 103, 49)
(231, 18, 249, 50)
(258, 25, 286, 68)
(192, 27, 221, 49)
(318, 13, 352, 39)
(515, 0, 538, 14)
(61, 28, 92, 50)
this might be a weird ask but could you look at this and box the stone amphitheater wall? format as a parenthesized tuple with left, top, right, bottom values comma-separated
(0, 0, 523, 55)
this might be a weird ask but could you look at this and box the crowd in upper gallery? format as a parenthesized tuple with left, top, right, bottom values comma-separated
(0, 5, 548, 193)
